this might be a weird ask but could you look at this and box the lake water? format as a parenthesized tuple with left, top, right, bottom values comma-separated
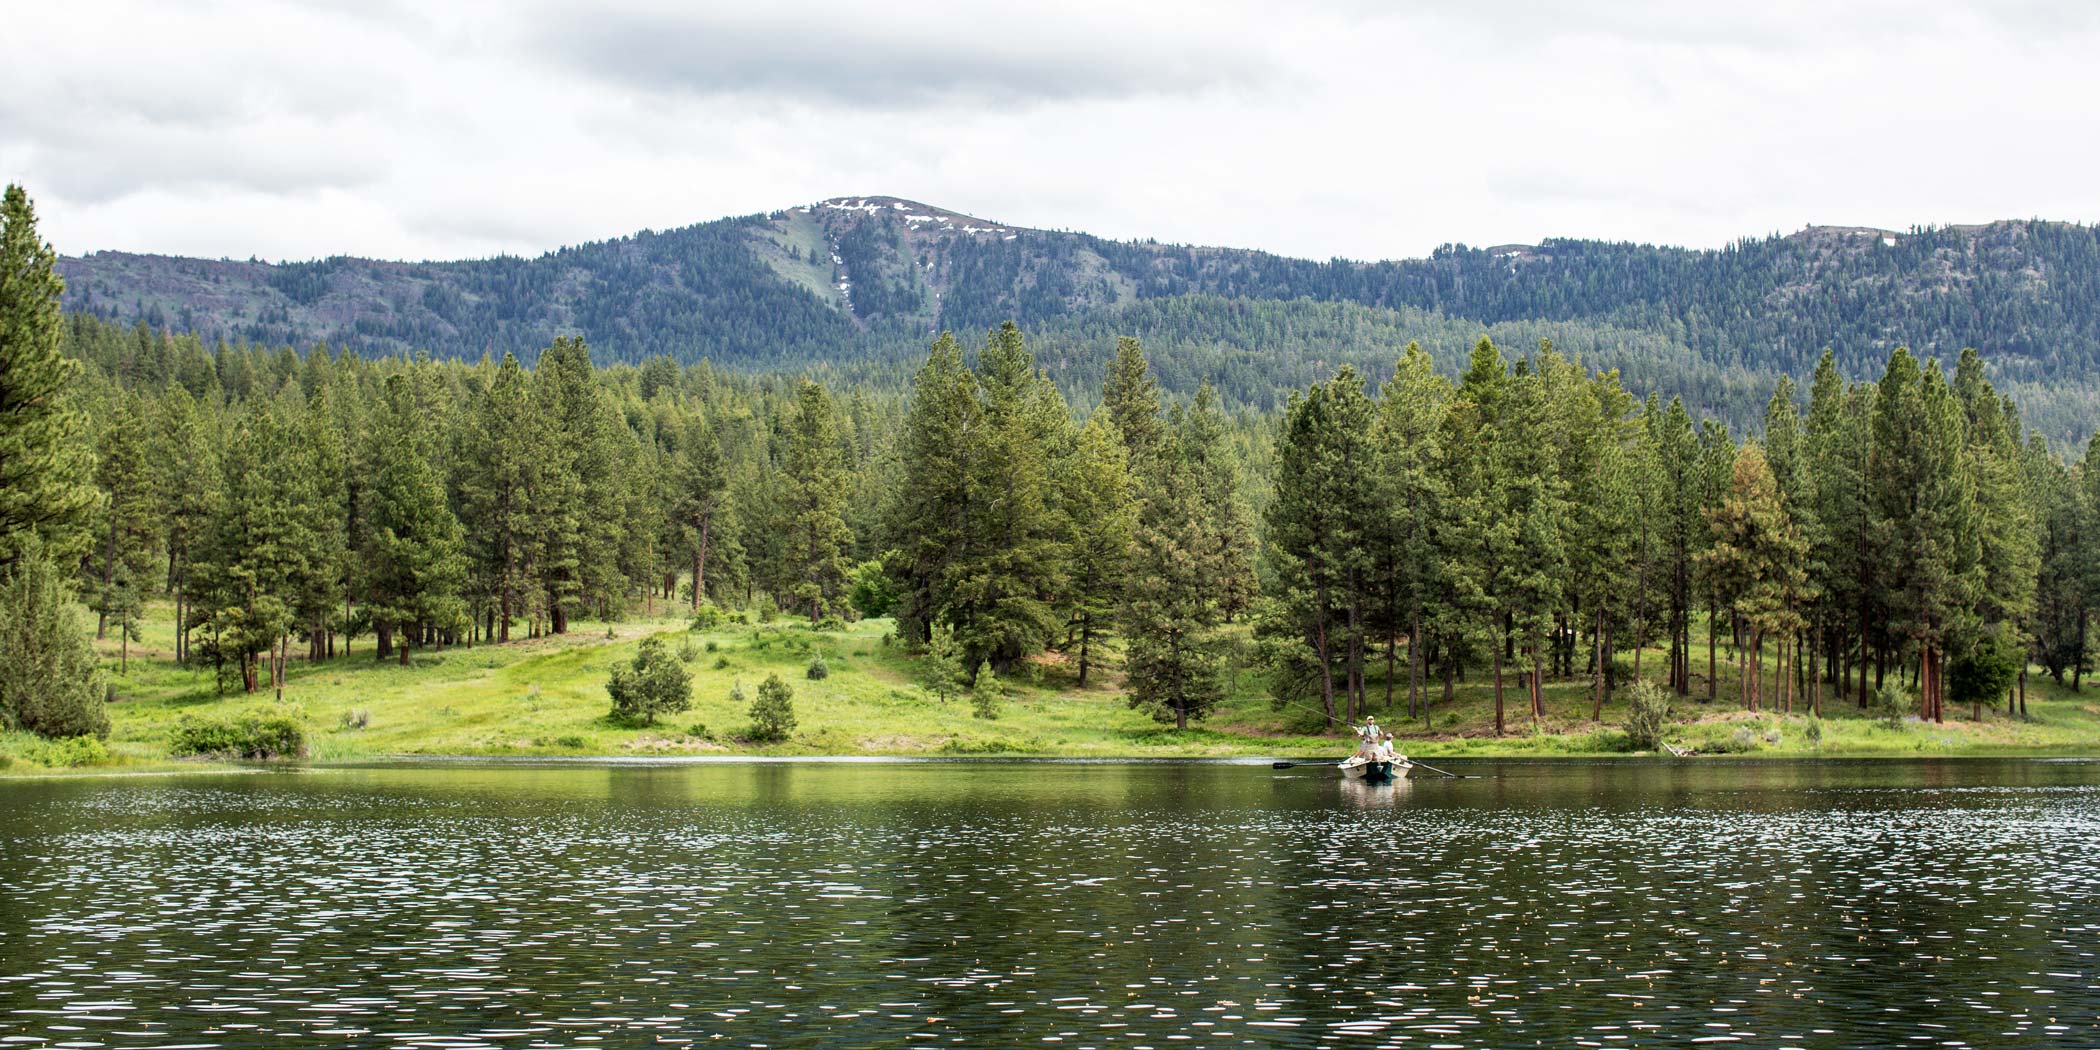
(3, 758, 2098, 1048)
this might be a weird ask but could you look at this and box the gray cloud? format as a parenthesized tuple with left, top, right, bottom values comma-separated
(527, 4, 1278, 108)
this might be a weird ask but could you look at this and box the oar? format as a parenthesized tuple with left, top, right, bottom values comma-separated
(1407, 759, 1463, 779)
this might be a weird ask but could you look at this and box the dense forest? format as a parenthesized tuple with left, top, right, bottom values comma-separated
(4, 184, 2098, 748)
(55, 199, 2100, 447)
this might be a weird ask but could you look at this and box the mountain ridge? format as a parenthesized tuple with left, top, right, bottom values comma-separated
(53, 200, 2100, 442)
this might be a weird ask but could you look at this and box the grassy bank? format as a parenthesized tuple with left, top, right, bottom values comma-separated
(8, 600, 2100, 775)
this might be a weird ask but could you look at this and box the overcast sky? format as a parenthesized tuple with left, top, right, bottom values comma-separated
(6, 0, 2096, 264)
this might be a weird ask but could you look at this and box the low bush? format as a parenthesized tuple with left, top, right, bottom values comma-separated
(30, 734, 109, 768)
(168, 714, 306, 759)
(1623, 680, 1671, 751)
(338, 708, 370, 730)
(688, 604, 723, 631)
(1871, 685, 1912, 728)
(812, 615, 847, 632)
(806, 655, 830, 680)
(938, 736, 1032, 755)
(746, 674, 796, 742)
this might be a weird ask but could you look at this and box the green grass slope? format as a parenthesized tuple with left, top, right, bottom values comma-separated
(9, 600, 2100, 776)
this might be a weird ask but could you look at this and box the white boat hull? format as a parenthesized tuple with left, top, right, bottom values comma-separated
(1337, 755, 1409, 780)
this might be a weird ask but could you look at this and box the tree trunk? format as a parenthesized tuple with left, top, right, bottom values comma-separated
(1077, 618, 1092, 687)
(694, 513, 711, 610)
(1707, 604, 1718, 702)
(1314, 584, 1335, 722)
(1592, 608, 1606, 721)
(1408, 613, 1423, 723)
(1493, 637, 1505, 736)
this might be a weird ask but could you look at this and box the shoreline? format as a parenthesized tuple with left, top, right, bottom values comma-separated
(13, 746, 2100, 781)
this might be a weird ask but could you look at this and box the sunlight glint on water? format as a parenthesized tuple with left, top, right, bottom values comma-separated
(2, 759, 2098, 1048)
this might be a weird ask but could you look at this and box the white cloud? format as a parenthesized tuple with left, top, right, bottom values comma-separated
(4, 0, 2096, 264)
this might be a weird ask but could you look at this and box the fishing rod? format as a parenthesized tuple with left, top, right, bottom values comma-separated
(1266, 695, 1465, 778)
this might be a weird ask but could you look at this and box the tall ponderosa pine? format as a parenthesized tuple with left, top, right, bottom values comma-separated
(0, 185, 97, 568)
(1061, 413, 1136, 687)
(1370, 342, 1449, 719)
(90, 392, 158, 639)
(673, 411, 730, 608)
(951, 323, 1070, 670)
(459, 353, 543, 640)
(361, 375, 467, 665)
(1125, 436, 1227, 730)
(886, 334, 980, 643)
(778, 379, 853, 618)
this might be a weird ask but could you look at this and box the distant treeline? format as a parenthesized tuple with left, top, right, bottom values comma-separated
(50, 305, 2096, 733)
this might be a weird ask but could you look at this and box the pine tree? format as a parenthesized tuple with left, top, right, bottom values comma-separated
(0, 185, 97, 568)
(1177, 383, 1258, 622)
(778, 379, 853, 618)
(1805, 350, 1868, 711)
(1126, 448, 1226, 730)
(0, 544, 107, 739)
(153, 388, 218, 665)
(607, 636, 692, 726)
(1261, 366, 1376, 724)
(950, 323, 1068, 669)
(1699, 442, 1808, 711)
(1061, 413, 1137, 687)
(1371, 342, 1449, 719)
(361, 375, 467, 665)
(1101, 335, 1165, 468)
(969, 659, 1001, 719)
(885, 334, 981, 643)
(673, 411, 729, 608)
(190, 408, 326, 693)
(89, 392, 159, 640)
(459, 353, 543, 641)
(919, 622, 968, 702)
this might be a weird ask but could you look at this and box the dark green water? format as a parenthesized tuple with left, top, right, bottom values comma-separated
(2, 758, 2098, 1048)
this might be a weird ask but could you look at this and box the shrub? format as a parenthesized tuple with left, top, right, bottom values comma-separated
(676, 637, 699, 663)
(554, 734, 586, 749)
(338, 708, 370, 731)
(970, 660, 1001, 720)
(920, 624, 966, 703)
(1804, 717, 1823, 747)
(607, 637, 693, 727)
(806, 655, 830, 680)
(0, 546, 108, 740)
(705, 639, 719, 653)
(754, 595, 779, 623)
(812, 615, 847, 633)
(847, 555, 900, 618)
(169, 714, 306, 759)
(712, 655, 731, 670)
(747, 674, 796, 742)
(688, 604, 723, 631)
(686, 723, 711, 740)
(1623, 680, 1671, 751)
(1871, 685, 1912, 728)
(30, 735, 109, 768)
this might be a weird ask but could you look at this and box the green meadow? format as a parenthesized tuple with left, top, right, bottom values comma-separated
(9, 600, 2100, 776)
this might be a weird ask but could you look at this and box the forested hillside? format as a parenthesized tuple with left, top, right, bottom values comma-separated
(56, 199, 2100, 444)
(8, 172, 2100, 761)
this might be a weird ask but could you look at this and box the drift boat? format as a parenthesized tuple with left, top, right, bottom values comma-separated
(1337, 752, 1410, 781)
